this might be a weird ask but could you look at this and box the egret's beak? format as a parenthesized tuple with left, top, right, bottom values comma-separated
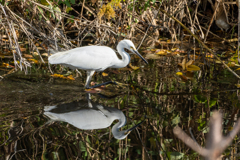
(133, 50, 148, 64)
(124, 118, 146, 135)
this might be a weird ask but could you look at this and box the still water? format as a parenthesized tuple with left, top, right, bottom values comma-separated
(0, 57, 240, 159)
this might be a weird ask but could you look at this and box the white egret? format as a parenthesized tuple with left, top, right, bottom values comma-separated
(48, 39, 148, 88)
(44, 100, 144, 140)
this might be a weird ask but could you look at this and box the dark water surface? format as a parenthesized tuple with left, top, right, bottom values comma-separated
(1, 57, 240, 159)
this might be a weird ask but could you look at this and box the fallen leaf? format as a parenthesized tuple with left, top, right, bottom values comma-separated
(1, 62, 14, 68)
(187, 65, 200, 71)
(171, 48, 178, 51)
(23, 54, 33, 58)
(32, 52, 39, 56)
(182, 57, 186, 70)
(155, 49, 168, 55)
(102, 72, 108, 76)
(42, 53, 49, 57)
(145, 53, 162, 59)
(180, 75, 188, 82)
(129, 63, 140, 70)
(176, 72, 183, 75)
(29, 59, 38, 64)
(189, 55, 199, 59)
(227, 62, 236, 67)
(235, 84, 240, 88)
(37, 47, 44, 50)
(206, 53, 214, 58)
(66, 75, 75, 80)
(186, 60, 194, 69)
(186, 71, 194, 78)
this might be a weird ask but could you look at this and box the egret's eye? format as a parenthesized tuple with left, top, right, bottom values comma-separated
(130, 46, 134, 50)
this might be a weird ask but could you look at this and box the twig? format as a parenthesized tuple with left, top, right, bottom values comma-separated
(137, 3, 162, 50)
(203, 1, 220, 43)
(160, 8, 240, 79)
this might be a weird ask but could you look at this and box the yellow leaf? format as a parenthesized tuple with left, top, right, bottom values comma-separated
(189, 55, 199, 59)
(51, 74, 62, 78)
(176, 72, 183, 75)
(2, 62, 9, 67)
(228, 126, 233, 131)
(227, 62, 235, 67)
(206, 53, 214, 58)
(32, 52, 39, 56)
(236, 68, 240, 71)
(155, 49, 168, 55)
(186, 65, 200, 71)
(23, 54, 33, 58)
(171, 48, 178, 51)
(41, 53, 49, 57)
(186, 60, 194, 69)
(129, 63, 140, 70)
(145, 54, 161, 59)
(182, 58, 186, 70)
(29, 59, 38, 64)
(37, 47, 44, 50)
(235, 84, 240, 88)
(66, 75, 75, 80)
(102, 72, 108, 76)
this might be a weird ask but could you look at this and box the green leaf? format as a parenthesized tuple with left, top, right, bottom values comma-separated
(79, 141, 86, 152)
(172, 115, 180, 125)
(194, 94, 207, 103)
(66, 7, 72, 13)
(167, 152, 185, 160)
(65, 1, 71, 7)
(208, 99, 217, 108)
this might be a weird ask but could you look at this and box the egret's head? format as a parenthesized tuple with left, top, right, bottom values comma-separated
(120, 39, 148, 64)
(112, 117, 146, 140)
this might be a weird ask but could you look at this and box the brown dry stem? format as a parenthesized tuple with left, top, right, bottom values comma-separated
(160, 8, 240, 79)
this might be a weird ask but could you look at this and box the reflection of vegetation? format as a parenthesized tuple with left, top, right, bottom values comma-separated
(1, 56, 240, 159)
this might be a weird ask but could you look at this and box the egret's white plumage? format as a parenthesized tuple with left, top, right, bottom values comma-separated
(44, 100, 144, 139)
(48, 39, 148, 88)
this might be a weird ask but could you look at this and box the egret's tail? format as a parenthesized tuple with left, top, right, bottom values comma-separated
(44, 105, 57, 112)
(48, 50, 69, 64)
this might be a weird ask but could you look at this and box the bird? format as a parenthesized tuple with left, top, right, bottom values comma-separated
(48, 39, 148, 88)
(44, 99, 145, 140)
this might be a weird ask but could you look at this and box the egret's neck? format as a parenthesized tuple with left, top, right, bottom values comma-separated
(111, 115, 128, 140)
(112, 43, 130, 68)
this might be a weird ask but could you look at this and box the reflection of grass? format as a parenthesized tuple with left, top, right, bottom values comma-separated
(1, 56, 240, 159)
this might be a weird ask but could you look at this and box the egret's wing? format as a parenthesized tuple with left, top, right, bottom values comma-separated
(48, 46, 117, 71)
(44, 109, 113, 129)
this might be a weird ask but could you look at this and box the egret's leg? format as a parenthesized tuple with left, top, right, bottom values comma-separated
(87, 81, 118, 89)
(87, 94, 93, 108)
(85, 70, 95, 88)
(76, 69, 82, 77)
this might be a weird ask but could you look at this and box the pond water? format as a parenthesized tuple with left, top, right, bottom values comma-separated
(1, 56, 240, 159)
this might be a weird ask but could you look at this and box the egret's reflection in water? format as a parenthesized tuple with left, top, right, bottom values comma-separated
(44, 95, 144, 139)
